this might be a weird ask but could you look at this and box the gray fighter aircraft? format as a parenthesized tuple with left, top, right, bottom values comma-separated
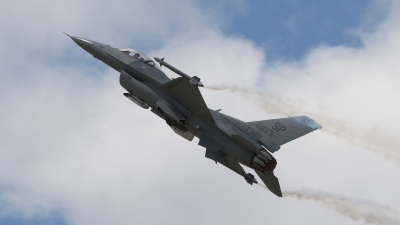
(67, 34, 322, 197)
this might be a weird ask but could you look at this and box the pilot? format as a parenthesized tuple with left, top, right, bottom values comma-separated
(132, 53, 145, 62)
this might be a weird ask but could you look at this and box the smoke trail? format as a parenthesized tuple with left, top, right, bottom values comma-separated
(282, 189, 400, 225)
(206, 85, 400, 166)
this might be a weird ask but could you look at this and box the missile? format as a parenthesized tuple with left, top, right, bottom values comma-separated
(154, 57, 203, 87)
(244, 173, 258, 185)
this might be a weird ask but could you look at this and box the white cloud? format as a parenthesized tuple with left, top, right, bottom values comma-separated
(0, 0, 399, 225)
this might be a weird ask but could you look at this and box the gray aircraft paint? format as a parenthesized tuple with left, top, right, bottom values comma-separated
(68, 34, 322, 197)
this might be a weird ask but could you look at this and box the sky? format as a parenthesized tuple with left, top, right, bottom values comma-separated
(223, 0, 376, 60)
(0, 0, 399, 225)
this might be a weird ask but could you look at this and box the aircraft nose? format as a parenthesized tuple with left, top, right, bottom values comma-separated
(70, 36, 96, 54)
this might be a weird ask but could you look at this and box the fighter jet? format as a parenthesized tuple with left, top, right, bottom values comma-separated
(67, 34, 322, 197)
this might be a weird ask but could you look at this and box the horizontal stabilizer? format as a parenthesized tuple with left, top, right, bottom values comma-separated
(254, 170, 282, 197)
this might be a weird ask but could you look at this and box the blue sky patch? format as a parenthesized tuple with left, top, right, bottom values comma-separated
(0, 213, 67, 225)
(222, 0, 374, 61)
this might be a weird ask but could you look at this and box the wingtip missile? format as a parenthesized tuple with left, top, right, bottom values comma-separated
(155, 57, 164, 67)
(154, 57, 163, 65)
(154, 57, 204, 87)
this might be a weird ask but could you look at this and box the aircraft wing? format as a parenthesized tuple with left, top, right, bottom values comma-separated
(159, 77, 214, 122)
(247, 116, 322, 152)
(198, 132, 247, 177)
(254, 170, 282, 197)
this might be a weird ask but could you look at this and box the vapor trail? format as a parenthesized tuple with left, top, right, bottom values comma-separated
(282, 189, 400, 225)
(206, 85, 400, 166)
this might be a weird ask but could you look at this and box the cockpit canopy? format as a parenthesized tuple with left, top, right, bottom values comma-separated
(119, 48, 161, 71)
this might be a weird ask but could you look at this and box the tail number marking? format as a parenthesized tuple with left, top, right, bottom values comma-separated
(255, 122, 286, 137)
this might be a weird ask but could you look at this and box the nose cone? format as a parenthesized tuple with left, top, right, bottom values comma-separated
(69, 36, 99, 55)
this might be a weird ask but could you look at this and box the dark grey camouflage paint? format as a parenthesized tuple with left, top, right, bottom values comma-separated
(68, 35, 322, 197)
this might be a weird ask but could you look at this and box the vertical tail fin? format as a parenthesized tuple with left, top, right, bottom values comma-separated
(247, 116, 322, 152)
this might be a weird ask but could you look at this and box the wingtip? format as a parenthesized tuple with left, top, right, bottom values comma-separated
(63, 32, 71, 37)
